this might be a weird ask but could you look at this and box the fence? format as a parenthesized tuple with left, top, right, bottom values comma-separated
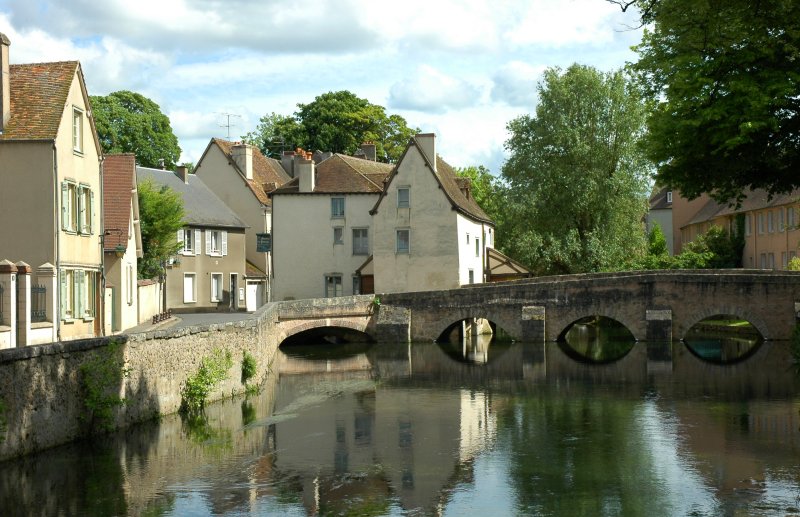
(31, 285, 46, 323)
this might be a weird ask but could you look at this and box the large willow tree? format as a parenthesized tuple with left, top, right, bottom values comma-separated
(501, 64, 650, 274)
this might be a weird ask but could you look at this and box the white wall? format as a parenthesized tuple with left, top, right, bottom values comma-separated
(456, 214, 488, 285)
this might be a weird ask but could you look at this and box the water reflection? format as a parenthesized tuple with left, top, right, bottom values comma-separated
(0, 339, 798, 516)
(684, 316, 763, 364)
(560, 316, 637, 363)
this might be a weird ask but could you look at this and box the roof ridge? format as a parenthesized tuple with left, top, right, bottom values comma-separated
(338, 154, 383, 190)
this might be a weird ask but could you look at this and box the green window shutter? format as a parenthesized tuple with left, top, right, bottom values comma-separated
(89, 189, 95, 234)
(77, 186, 84, 234)
(61, 183, 69, 231)
(59, 270, 67, 320)
(74, 270, 84, 318)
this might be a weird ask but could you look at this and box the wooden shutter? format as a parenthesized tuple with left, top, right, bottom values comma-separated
(89, 189, 95, 234)
(194, 230, 201, 256)
(222, 231, 228, 256)
(205, 230, 212, 255)
(74, 270, 84, 318)
(177, 229, 184, 253)
(61, 183, 69, 231)
(59, 270, 67, 320)
(77, 186, 85, 234)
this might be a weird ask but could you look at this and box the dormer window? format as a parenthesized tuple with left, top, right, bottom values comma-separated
(666, 191, 673, 203)
(72, 107, 83, 154)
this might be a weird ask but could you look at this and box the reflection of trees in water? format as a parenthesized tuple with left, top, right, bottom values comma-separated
(684, 317, 763, 363)
(560, 317, 636, 363)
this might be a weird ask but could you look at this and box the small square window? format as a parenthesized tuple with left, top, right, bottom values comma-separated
(396, 229, 410, 253)
(397, 187, 410, 208)
(333, 227, 344, 245)
(331, 197, 345, 218)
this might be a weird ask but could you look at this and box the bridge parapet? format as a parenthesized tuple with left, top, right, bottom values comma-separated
(276, 294, 375, 321)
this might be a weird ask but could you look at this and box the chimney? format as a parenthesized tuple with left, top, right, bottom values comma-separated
(1, 33, 10, 132)
(176, 165, 189, 184)
(415, 133, 436, 171)
(296, 150, 315, 193)
(231, 143, 253, 180)
(359, 142, 376, 161)
(457, 177, 472, 199)
(281, 150, 296, 177)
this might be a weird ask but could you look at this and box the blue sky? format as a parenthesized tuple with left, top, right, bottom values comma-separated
(0, 0, 643, 173)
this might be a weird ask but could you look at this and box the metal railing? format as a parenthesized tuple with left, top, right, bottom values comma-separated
(31, 284, 47, 323)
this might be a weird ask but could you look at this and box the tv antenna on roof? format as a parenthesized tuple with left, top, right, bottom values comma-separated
(217, 112, 241, 140)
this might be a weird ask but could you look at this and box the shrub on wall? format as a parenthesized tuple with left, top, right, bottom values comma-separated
(79, 340, 130, 433)
(180, 349, 233, 414)
(241, 351, 257, 385)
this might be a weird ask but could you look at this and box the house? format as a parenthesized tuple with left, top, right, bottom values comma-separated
(136, 166, 249, 312)
(269, 146, 393, 300)
(0, 33, 104, 343)
(646, 186, 674, 255)
(194, 139, 291, 304)
(370, 133, 495, 293)
(671, 189, 799, 269)
(102, 154, 142, 334)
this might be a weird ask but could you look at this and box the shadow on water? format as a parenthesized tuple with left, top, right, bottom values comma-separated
(558, 316, 637, 364)
(683, 314, 764, 364)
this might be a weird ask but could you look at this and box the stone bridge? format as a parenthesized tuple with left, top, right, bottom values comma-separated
(274, 270, 800, 344)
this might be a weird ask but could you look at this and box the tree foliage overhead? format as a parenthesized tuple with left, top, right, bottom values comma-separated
(137, 179, 184, 280)
(617, 0, 800, 203)
(91, 90, 181, 169)
(243, 91, 419, 162)
(501, 64, 650, 275)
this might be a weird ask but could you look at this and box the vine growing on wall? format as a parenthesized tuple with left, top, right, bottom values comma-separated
(241, 351, 257, 385)
(180, 348, 233, 415)
(80, 340, 130, 433)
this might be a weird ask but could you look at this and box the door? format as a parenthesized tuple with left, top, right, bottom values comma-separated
(230, 274, 238, 310)
(360, 275, 374, 295)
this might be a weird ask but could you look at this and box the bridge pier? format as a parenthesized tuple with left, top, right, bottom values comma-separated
(374, 305, 411, 343)
(521, 306, 546, 343)
(646, 309, 672, 342)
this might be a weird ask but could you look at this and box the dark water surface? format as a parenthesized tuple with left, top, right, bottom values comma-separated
(1, 339, 799, 516)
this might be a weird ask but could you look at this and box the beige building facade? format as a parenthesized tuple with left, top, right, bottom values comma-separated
(0, 34, 104, 342)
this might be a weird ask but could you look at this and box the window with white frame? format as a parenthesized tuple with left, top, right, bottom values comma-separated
(205, 230, 227, 256)
(179, 228, 198, 255)
(352, 276, 361, 295)
(745, 214, 752, 236)
(211, 273, 223, 302)
(758, 213, 765, 234)
(768, 210, 775, 233)
(397, 187, 410, 208)
(61, 182, 93, 234)
(78, 185, 92, 234)
(666, 191, 673, 203)
(183, 273, 197, 303)
(789, 207, 796, 229)
(72, 107, 83, 154)
(126, 263, 133, 305)
(782, 252, 788, 269)
(352, 228, 368, 255)
(468, 269, 474, 284)
(331, 197, 345, 218)
(779, 208, 785, 232)
(60, 270, 74, 320)
(325, 274, 342, 297)
(396, 229, 410, 253)
(475, 238, 480, 257)
(333, 227, 344, 245)
(60, 269, 95, 320)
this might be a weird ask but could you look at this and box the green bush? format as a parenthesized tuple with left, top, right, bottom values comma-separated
(241, 351, 257, 384)
(788, 257, 800, 271)
(80, 340, 130, 432)
(180, 349, 233, 414)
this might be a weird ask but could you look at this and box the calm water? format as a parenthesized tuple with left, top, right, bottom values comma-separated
(1, 338, 799, 516)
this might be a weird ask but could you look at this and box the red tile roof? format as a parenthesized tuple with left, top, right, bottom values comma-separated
(0, 61, 78, 140)
(271, 154, 393, 195)
(103, 154, 136, 250)
(210, 139, 291, 205)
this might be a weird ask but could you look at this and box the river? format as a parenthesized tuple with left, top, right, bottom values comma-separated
(0, 336, 798, 516)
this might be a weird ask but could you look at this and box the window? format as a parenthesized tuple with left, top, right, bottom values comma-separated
(325, 275, 342, 297)
(72, 107, 83, 153)
(352, 276, 361, 295)
(466, 233, 470, 244)
(782, 252, 788, 269)
(333, 227, 344, 245)
(60, 269, 95, 320)
(60, 270, 73, 320)
(666, 191, 673, 203)
(760, 253, 767, 269)
(789, 207, 796, 229)
(396, 229, 410, 253)
(61, 182, 93, 234)
(779, 208, 785, 232)
(179, 228, 198, 255)
(78, 185, 92, 234)
(205, 230, 227, 256)
(211, 273, 223, 302)
(397, 187, 410, 208)
(126, 263, 133, 305)
(768, 253, 775, 269)
(488, 228, 493, 247)
(475, 238, 480, 257)
(352, 228, 368, 255)
(758, 213, 765, 234)
(183, 273, 196, 303)
(331, 197, 345, 218)
(768, 211, 774, 233)
(745, 214, 752, 236)
(468, 269, 474, 284)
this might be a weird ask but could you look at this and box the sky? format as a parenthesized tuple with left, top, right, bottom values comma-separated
(0, 0, 644, 174)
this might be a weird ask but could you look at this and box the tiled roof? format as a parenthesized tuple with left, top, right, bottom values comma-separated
(435, 156, 492, 224)
(136, 167, 247, 229)
(210, 139, 291, 205)
(0, 61, 78, 140)
(649, 187, 672, 210)
(271, 154, 393, 195)
(682, 188, 800, 228)
(103, 154, 136, 250)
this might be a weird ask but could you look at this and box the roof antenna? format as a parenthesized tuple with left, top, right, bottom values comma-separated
(217, 112, 241, 140)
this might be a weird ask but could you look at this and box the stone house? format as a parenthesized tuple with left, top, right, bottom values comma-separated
(102, 154, 143, 333)
(194, 139, 291, 304)
(645, 186, 674, 255)
(0, 33, 104, 344)
(136, 166, 249, 312)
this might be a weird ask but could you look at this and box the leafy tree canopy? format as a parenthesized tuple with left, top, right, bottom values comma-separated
(91, 90, 181, 169)
(243, 91, 419, 162)
(501, 64, 650, 274)
(137, 179, 184, 279)
(616, 0, 800, 204)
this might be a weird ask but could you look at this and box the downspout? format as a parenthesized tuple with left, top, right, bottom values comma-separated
(98, 155, 105, 336)
(52, 142, 60, 342)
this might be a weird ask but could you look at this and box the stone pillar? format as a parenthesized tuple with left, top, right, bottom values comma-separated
(521, 306, 545, 343)
(0, 259, 17, 349)
(374, 305, 411, 343)
(645, 309, 672, 342)
(15, 261, 31, 347)
(37, 262, 57, 343)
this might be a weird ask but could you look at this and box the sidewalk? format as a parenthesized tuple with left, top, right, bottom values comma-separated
(125, 311, 258, 335)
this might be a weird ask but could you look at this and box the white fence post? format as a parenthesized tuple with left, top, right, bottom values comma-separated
(0, 259, 17, 349)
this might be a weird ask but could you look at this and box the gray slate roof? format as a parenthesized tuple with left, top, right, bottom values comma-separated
(137, 167, 247, 229)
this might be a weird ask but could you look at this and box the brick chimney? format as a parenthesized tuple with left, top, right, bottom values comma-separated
(296, 150, 315, 193)
(415, 133, 436, 171)
(359, 142, 376, 161)
(175, 165, 189, 184)
(231, 143, 253, 180)
(0, 33, 10, 132)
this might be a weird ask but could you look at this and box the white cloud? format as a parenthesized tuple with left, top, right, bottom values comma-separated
(491, 61, 545, 108)
(388, 65, 482, 113)
(505, 0, 621, 48)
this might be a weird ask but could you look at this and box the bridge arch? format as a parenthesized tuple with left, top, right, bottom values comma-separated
(676, 305, 770, 341)
(277, 316, 375, 347)
(550, 308, 644, 342)
(428, 307, 522, 342)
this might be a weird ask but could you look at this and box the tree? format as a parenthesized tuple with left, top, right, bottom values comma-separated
(501, 64, 650, 274)
(91, 91, 181, 169)
(243, 91, 418, 162)
(619, 0, 800, 203)
(137, 179, 184, 280)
